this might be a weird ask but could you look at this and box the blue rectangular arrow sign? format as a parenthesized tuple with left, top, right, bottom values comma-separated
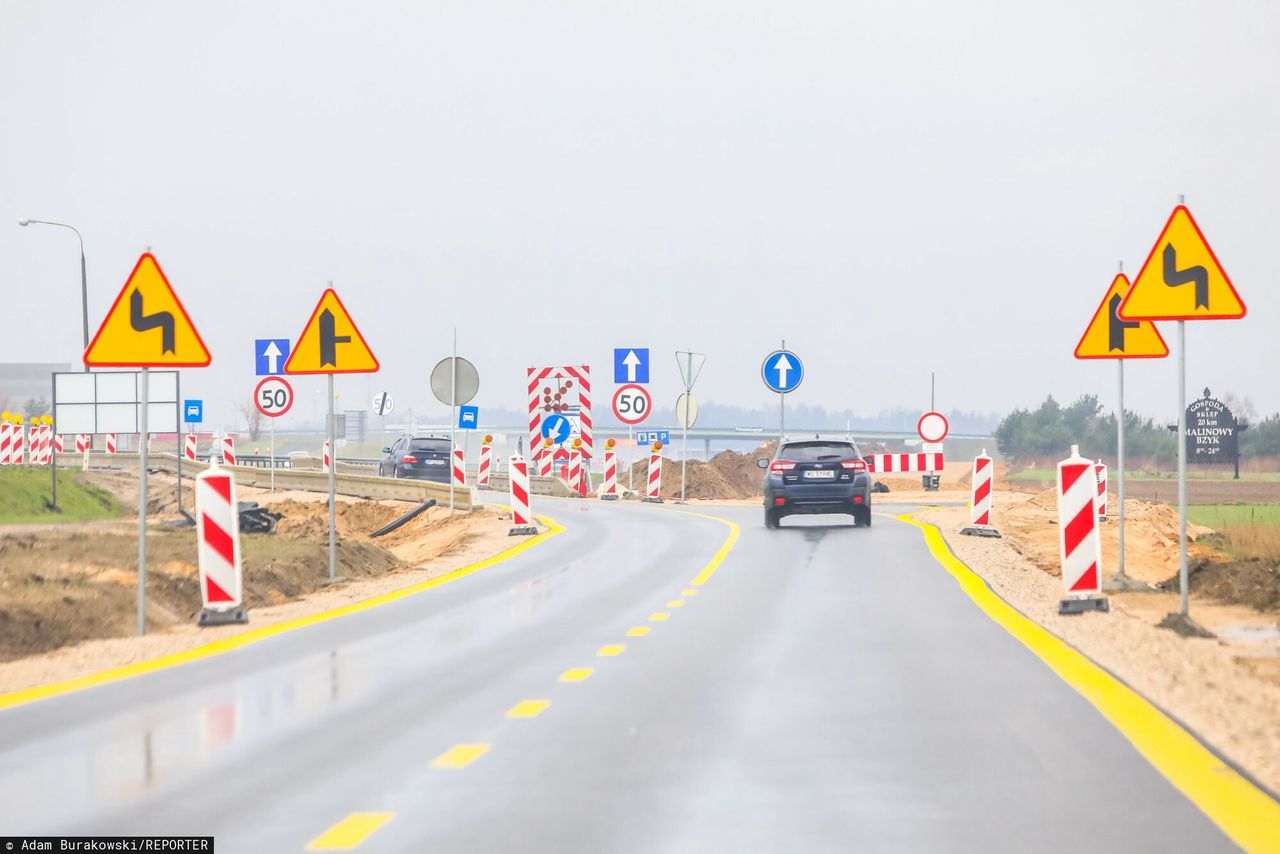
(255, 339, 291, 376)
(614, 348, 649, 384)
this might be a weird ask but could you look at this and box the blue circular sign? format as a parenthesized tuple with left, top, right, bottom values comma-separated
(761, 349, 804, 393)
(541, 413, 572, 443)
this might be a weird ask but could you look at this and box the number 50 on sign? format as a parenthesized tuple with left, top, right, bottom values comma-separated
(612, 383, 652, 425)
(254, 376, 294, 418)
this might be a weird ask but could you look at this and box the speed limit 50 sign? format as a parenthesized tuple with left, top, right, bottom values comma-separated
(254, 376, 294, 418)
(612, 383, 652, 425)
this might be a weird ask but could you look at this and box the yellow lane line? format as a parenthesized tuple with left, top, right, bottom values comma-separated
(666, 599, 685, 608)
(897, 511, 1280, 853)
(306, 812, 395, 851)
(597, 645, 625, 657)
(649, 612, 670, 622)
(673, 510, 740, 586)
(506, 699, 551, 719)
(682, 589, 698, 597)
(430, 743, 491, 769)
(559, 667, 594, 682)
(0, 514, 565, 712)
(626, 626, 651, 637)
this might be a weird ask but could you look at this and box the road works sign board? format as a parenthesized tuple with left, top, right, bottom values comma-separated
(1118, 205, 1246, 322)
(84, 253, 211, 367)
(284, 289, 379, 374)
(1075, 274, 1169, 359)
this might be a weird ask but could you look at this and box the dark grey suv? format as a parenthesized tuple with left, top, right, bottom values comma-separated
(379, 435, 451, 482)
(757, 440, 872, 528)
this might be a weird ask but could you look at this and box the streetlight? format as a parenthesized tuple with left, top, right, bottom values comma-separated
(18, 218, 90, 369)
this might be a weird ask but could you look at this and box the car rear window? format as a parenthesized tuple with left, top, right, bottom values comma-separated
(409, 438, 450, 452)
(780, 442, 860, 461)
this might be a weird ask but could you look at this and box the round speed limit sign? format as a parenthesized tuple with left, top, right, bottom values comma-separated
(612, 383, 652, 425)
(254, 376, 294, 418)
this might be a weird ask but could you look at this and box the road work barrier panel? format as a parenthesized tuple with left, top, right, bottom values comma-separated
(1057, 445, 1107, 614)
(55, 433, 65, 455)
(508, 454, 538, 535)
(0, 420, 11, 465)
(453, 446, 466, 488)
(11, 421, 23, 465)
(477, 439, 493, 488)
(322, 440, 331, 473)
(184, 434, 197, 461)
(647, 446, 663, 502)
(960, 450, 1002, 538)
(222, 435, 237, 466)
(865, 452, 944, 473)
(601, 449, 619, 499)
(568, 450, 581, 497)
(1095, 460, 1109, 518)
(106, 433, 117, 454)
(75, 433, 90, 454)
(195, 459, 248, 626)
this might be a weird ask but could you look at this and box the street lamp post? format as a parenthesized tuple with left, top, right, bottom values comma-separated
(18, 219, 90, 365)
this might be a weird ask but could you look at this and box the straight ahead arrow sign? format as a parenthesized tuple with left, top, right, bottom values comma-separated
(774, 354, 793, 387)
(622, 350, 641, 382)
(263, 340, 283, 374)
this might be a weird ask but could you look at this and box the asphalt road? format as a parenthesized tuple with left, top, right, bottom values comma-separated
(0, 497, 1241, 852)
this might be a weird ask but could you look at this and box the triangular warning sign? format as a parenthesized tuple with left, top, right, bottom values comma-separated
(284, 288, 379, 375)
(83, 253, 212, 367)
(1118, 205, 1246, 322)
(1074, 274, 1168, 360)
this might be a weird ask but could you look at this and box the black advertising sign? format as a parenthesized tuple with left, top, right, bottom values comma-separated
(1185, 389, 1238, 463)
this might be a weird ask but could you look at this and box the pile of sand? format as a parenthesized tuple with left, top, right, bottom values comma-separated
(621, 443, 776, 500)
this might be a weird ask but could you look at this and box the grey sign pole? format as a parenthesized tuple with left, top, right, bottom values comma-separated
(176, 371, 183, 517)
(450, 328, 457, 512)
(1116, 259, 1127, 581)
(779, 338, 786, 443)
(328, 373, 337, 582)
(137, 367, 149, 636)
(1177, 320, 1188, 616)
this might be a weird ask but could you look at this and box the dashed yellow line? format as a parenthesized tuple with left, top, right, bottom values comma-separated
(597, 645, 626, 657)
(626, 626, 651, 637)
(559, 667, 594, 682)
(306, 812, 394, 850)
(649, 612, 670, 622)
(430, 743, 491, 769)
(666, 599, 685, 608)
(682, 589, 698, 597)
(506, 699, 551, 719)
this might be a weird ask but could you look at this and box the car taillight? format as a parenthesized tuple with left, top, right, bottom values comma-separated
(770, 461, 796, 472)
(402, 454, 418, 463)
(841, 459, 867, 472)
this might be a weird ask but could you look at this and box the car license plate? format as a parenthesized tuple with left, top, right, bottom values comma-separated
(803, 470, 836, 479)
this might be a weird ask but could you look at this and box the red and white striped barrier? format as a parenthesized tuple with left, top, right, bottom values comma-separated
(0, 422, 11, 465)
(508, 454, 537, 534)
(567, 450, 581, 496)
(527, 365, 593, 460)
(477, 442, 493, 488)
(537, 442, 554, 477)
(1095, 460, 1109, 518)
(54, 433, 65, 455)
(105, 433, 117, 455)
(1057, 445, 1102, 596)
(322, 440, 332, 473)
(601, 449, 618, 499)
(39, 426, 53, 465)
(195, 459, 245, 617)
(222, 435, 236, 466)
(647, 450, 662, 501)
(74, 433, 89, 454)
(866, 453, 944, 473)
(452, 446, 466, 488)
(11, 423, 23, 465)
(184, 434, 197, 461)
(971, 451, 994, 528)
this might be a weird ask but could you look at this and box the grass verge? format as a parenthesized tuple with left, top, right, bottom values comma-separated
(0, 467, 119, 524)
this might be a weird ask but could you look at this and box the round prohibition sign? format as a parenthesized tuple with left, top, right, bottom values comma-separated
(254, 375, 295, 418)
(917, 410, 949, 443)
(612, 383, 653, 425)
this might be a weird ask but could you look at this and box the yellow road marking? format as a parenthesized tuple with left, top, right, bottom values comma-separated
(682, 589, 698, 596)
(626, 626, 650, 637)
(597, 645, 625, 657)
(559, 667, 594, 682)
(673, 510, 740, 586)
(666, 599, 685, 608)
(649, 612, 670, 622)
(306, 812, 394, 850)
(506, 699, 551, 719)
(0, 515, 566, 712)
(897, 511, 1280, 853)
(430, 743, 491, 769)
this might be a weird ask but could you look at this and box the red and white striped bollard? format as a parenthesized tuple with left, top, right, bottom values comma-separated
(508, 454, 538, 535)
(1095, 460, 1109, 519)
(105, 433, 117, 455)
(184, 434, 197, 461)
(322, 440, 331, 473)
(452, 446, 466, 488)
(601, 448, 618, 499)
(477, 440, 493, 488)
(647, 443, 663, 502)
(222, 435, 236, 466)
(1057, 445, 1107, 613)
(195, 457, 248, 625)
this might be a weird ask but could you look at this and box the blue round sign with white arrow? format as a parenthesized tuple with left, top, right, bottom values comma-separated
(541, 413, 573, 444)
(761, 349, 804, 393)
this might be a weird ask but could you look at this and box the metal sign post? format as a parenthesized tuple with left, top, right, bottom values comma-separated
(328, 374, 336, 582)
(451, 329, 457, 511)
(137, 367, 149, 636)
(674, 349, 705, 504)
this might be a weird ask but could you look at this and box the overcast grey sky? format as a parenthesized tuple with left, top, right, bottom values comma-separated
(3, 1, 1277, 432)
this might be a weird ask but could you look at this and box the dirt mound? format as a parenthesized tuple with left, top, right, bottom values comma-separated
(272, 499, 406, 540)
(1160, 558, 1280, 612)
(622, 442, 776, 500)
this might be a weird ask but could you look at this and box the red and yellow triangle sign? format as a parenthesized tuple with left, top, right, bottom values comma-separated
(1118, 205, 1246, 322)
(84, 253, 211, 367)
(1074, 274, 1168, 360)
(284, 288, 379, 374)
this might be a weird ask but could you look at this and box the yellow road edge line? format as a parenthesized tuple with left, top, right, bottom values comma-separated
(597, 644, 626, 657)
(429, 742, 491, 769)
(666, 599, 685, 608)
(626, 626, 650, 637)
(306, 811, 395, 851)
(682, 589, 698, 596)
(649, 612, 670, 622)
(506, 699, 551, 719)
(897, 511, 1280, 853)
(667, 508, 740, 586)
(559, 667, 594, 682)
(0, 513, 566, 712)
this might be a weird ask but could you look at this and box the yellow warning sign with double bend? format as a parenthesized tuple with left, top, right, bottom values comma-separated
(1074, 274, 1168, 360)
(1118, 205, 1246, 322)
(83, 253, 211, 367)
(284, 288, 380, 374)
